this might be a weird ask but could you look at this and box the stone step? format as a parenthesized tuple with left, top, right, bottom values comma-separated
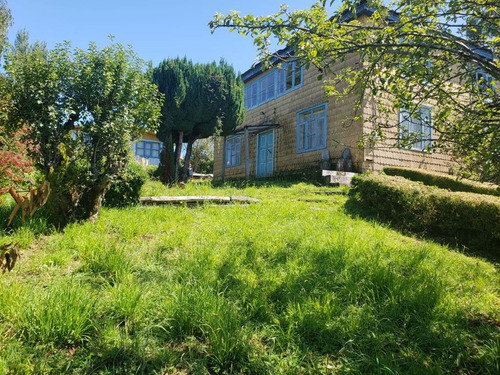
(321, 170, 357, 186)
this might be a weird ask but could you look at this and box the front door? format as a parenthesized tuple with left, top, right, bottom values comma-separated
(257, 130, 274, 178)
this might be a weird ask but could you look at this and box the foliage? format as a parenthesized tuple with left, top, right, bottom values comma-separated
(3, 33, 162, 225)
(0, 74, 34, 189)
(210, 0, 500, 182)
(384, 167, 500, 196)
(190, 137, 214, 174)
(152, 58, 244, 183)
(103, 159, 149, 208)
(350, 173, 500, 251)
(0, 124, 34, 189)
(0, 181, 498, 373)
(0, 242, 19, 272)
(0, 0, 11, 57)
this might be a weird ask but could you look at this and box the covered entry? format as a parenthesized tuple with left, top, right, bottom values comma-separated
(222, 123, 279, 180)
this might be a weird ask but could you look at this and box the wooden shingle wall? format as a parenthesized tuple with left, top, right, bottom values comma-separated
(214, 53, 455, 180)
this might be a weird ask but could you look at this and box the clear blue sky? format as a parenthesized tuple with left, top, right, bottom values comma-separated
(7, 0, 320, 74)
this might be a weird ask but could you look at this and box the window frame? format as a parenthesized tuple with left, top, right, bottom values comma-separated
(244, 60, 303, 110)
(296, 103, 328, 154)
(398, 106, 432, 152)
(225, 135, 242, 168)
(135, 140, 162, 159)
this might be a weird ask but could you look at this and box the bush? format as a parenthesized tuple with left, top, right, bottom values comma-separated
(351, 174, 500, 251)
(383, 167, 500, 197)
(104, 160, 149, 207)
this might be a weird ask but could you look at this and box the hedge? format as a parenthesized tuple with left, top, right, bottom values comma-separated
(351, 174, 500, 251)
(383, 167, 500, 197)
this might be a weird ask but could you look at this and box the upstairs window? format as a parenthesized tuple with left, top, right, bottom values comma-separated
(225, 136, 241, 168)
(476, 70, 494, 90)
(399, 107, 432, 152)
(244, 60, 303, 110)
(296, 103, 327, 153)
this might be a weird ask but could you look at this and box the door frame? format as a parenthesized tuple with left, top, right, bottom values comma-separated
(256, 129, 275, 178)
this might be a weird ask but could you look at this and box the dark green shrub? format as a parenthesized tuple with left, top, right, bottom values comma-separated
(104, 160, 148, 207)
(383, 167, 500, 197)
(351, 174, 500, 251)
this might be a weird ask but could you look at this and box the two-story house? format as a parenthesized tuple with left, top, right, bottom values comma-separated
(212, 48, 453, 180)
(212, 4, 458, 180)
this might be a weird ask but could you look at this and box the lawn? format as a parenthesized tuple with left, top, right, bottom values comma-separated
(0, 180, 498, 374)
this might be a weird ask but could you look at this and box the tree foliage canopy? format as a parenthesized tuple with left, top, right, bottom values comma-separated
(3, 34, 162, 224)
(152, 58, 244, 182)
(0, 0, 11, 56)
(211, 0, 500, 182)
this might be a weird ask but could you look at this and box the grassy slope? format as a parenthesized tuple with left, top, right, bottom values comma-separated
(0, 180, 498, 374)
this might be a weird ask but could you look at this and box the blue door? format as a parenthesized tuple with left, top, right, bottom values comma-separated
(257, 130, 274, 177)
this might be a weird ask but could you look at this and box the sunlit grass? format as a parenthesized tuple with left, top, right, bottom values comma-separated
(0, 180, 498, 374)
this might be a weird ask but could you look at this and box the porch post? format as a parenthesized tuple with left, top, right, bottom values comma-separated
(244, 127, 250, 180)
(221, 136, 226, 182)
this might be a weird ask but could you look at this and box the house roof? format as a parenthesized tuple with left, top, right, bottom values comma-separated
(240, 1, 397, 84)
(240, 0, 493, 83)
(339, 0, 399, 23)
(241, 47, 294, 83)
(230, 123, 280, 136)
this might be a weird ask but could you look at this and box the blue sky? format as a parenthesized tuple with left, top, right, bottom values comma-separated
(7, 0, 321, 74)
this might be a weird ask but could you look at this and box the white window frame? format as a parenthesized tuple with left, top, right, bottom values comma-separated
(225, 135, 242, 168)
(399, 106, 432, 152)
(296, 103, 328, 153)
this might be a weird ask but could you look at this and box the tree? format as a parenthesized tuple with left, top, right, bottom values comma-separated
(4, 34, 162, 225)
(152, 58, 244, 183)
(210, 0, 500, 182)
(190, 137, 214, 174)
(0, 78, 34, 189)
(0, 0, 11, 56)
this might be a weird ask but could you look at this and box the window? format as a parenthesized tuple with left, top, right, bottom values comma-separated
(244, 60, 303, 109)
(476, 70, 493, 90)
(225, 136, 241, 168)
(135, 140, 162, 159)
(399, 107, 432, 151)
(296, 103, 327, 153)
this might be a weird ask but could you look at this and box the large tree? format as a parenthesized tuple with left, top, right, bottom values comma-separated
(210, 0, 500, 182)
(153, 58, 244, 183)
(0, 0, 11, 56)
(4, 34, 162, 224)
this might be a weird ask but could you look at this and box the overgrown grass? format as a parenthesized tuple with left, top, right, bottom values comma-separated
(0, 180, 498, 374)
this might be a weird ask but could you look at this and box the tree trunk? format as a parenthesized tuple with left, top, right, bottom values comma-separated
(45, 171, 111, 226)
(182, 136, 197, 182)
(159, 136, 174, 184)
(77, 175, 111, 222)
(174, 131, 184, 182)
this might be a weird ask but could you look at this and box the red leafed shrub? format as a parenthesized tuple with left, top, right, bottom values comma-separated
(0, 124, 34, 188)
(0, 88, 34, 188)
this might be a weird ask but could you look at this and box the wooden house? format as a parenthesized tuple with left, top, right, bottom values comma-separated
(212, 4, 456, 180)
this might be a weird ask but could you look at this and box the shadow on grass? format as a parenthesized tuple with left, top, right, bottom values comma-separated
(344, 193, 500, 266)
(0, 199, 56, 238)
(212, 239, 499, 373)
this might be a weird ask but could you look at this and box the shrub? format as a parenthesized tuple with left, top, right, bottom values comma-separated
(351, 174, 500, 251)
(383, 167, 500, 197)
(104, 160, 148, 207)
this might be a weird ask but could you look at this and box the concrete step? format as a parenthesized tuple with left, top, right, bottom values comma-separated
(321, 170, 357, 186)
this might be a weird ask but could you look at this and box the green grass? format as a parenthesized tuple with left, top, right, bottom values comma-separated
(0, 180, 498, 374)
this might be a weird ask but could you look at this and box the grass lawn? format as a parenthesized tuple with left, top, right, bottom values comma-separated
(0, 179, 498, 374)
